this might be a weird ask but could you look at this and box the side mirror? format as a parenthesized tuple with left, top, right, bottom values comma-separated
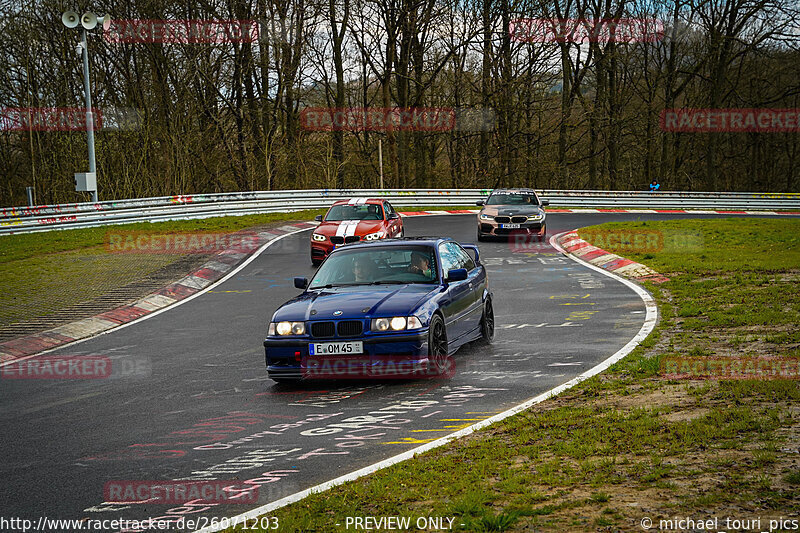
(294, 277, 308, 290)
(388, 212, 399, 220)
(446, 268, 468, 282)
(475, 200, 484, 206)
(314, 214, 323, 222)
(541, 200, 549, 206)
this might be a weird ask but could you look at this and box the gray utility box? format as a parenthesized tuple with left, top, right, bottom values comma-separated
(74, 172, 96, 192)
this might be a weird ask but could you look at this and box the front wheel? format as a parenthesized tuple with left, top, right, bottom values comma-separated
(479, 297, 495, 344)
(427, 314, 449, 374)
(477, 230, 487, 242)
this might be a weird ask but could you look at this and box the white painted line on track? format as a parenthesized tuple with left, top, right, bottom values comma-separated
(0, 226, 315, 366)
(193, 230, 659, 533)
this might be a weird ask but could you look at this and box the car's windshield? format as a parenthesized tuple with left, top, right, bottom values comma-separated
(325, 204, 383, 221)
(486, 193, 539, 206)
(309, 246, 438, 288)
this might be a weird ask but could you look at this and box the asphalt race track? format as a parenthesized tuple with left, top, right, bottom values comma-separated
(0, 212, 786, 531)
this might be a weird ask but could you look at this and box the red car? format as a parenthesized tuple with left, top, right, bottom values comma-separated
(310, 198, 404, 266)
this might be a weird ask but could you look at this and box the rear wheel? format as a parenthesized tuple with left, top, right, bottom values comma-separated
(427, 314, 449, 374)
(480, 297, 495, 343)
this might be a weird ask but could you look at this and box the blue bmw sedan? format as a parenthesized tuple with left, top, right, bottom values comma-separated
(263, 238, 494, 382)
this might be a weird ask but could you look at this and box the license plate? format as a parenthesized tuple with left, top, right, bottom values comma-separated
(309, 341, 363, 355)
(501, 223, 521, 229)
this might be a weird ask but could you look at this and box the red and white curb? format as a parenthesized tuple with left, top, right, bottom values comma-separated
(0, 222, 318, 365)
(556, 230, 669, 283)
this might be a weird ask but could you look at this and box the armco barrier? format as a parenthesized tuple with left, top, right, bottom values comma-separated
(1, 189, 799, 235)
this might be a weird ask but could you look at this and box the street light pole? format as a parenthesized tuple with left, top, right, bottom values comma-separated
(81, 28, 97, 203)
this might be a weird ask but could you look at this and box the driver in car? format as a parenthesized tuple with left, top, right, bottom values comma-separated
(353, 256, 376, 282)
(408, 252, 432, 278)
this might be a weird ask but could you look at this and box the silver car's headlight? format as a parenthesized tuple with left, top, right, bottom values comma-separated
(371, 316, 422, 331)
(479, 213, 493, 221)
(270, 321, 305, 336)
(527, 213, 544, 221)
(312, 233, 327, 242)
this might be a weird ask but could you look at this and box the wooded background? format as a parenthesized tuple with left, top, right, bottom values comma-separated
(1, 0, 799, 206)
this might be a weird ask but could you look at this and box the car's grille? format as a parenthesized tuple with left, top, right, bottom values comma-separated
(337, 320, 363, 337)
(310, 321, 335, 338)
(329, 235, 361, 245)
(494, 216, 510, 223)
(511, 216, 527, 223)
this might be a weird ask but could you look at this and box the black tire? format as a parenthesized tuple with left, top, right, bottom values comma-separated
(477, 231, 487, 242)
(399, 227, 405, 238)
(539, 225, 547, 242)
(479, 297, 495, 344)
(311, 258, 322, 267)
(427, 314, 449, 374)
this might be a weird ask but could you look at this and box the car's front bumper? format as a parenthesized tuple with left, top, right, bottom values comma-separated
(479, 220, 545, 236)
(310, 241, 333, 261)
(264, 331, 429, 380)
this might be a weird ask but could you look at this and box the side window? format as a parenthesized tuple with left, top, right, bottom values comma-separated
(438, 243, 460, 274)
(445, 242, 475, 271)
(455, 244, 476, 271)
(384, 202, 394, 215)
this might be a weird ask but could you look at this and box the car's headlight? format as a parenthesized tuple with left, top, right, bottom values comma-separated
(479, 213, 493, 221)
(371, 316, 422, 331)
(365, 231, 385, 241)
(271, 321, 305, 336)
(312, 233, 326, 242)
(527, 213, 544, 221)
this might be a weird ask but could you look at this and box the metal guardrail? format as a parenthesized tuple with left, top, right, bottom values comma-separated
(1, 189, 799, 235)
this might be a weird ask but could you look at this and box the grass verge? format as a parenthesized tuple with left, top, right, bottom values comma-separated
(233, 218, 799, 532)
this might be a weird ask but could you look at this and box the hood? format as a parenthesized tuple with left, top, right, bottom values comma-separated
(272, 284, 437, 322)
(314, 219, 385, 237)
(480, 205, 545, 217)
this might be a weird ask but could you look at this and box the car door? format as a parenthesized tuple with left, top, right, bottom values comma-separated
(450, 242, 484, 334)
(384, 201, 402, 237)
(438, 242, 472, 340)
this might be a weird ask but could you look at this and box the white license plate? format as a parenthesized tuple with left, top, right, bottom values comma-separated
(309, 341, 363, 355)
(501, 223, 521, 229)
